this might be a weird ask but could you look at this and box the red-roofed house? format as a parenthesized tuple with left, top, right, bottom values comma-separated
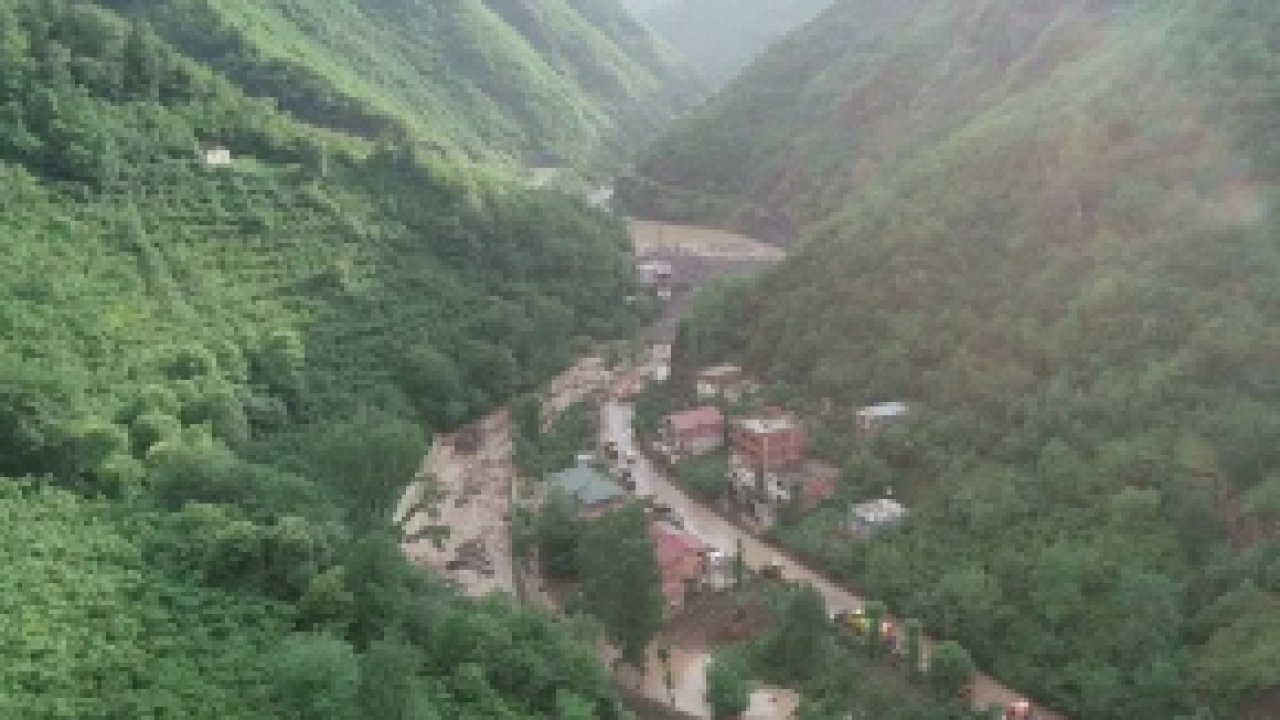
(663, 406, 725, 457)
(794, 460, 839, 510)
(649, 521, 709, 612)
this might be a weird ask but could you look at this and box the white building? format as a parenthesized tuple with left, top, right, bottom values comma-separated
(854, 401, 910, 440)
(696, 364, 749, 401)
(651, 363, 670, 383)
(848, 498, 909, 538)
(201, 144, 232, 167)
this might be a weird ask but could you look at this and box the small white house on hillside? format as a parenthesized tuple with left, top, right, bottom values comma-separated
(201, 144, 232, 167)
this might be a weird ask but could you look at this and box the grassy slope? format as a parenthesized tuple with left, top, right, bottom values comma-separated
(660, 0, 1280, 716)
(105, 0, 696, 166)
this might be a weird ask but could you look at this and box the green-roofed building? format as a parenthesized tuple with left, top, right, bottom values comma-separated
(548, 463, 626, 518)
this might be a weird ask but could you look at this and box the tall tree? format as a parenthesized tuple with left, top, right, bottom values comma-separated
(767, 584, 827, 682)
(706, 650, 752, 719)
(579, 504, 664, 666)
(929, 641, 975, 699)
(268, 633, 359, 720)
(536, 490, 583, 581)
(309, 413, 425, 531)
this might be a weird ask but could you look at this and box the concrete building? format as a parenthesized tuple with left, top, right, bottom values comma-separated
(854, 402, 910, 441)
(729, 409, 806, 473)
(731, 457, 838, 527)
(848, 498, 909, 538)
(726, 410, 839, 527)
(663, 406, 725, 458)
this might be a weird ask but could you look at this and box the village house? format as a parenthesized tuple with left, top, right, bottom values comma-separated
(734, 459, 840, 527)
(636, 259, 674, 300)
(662, 406, 725, 458)
(201, 143, 232, 167)
(649, 520, 710, 613)
(729, 408, 807, 473)
(725, 409, 841, 526)
(854, 401, 910, 441)
(547, 461, 625, 519)
(696, 364, 754, 402)
(848, 497, 909, 538)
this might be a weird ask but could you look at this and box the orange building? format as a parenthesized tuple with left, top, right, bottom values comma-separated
(728, 408, 806, 473)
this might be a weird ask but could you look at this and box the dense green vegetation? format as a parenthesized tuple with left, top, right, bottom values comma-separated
(636, 0, 833, 89)
(529, 497, 665, 666)
(674, 450, 730, 500)
(579, 504, 666, 665)
(667, 1, 1280, 717)
(705, 649, 752, 718)
(715, 583, 985, 720)
(0, 0, 647, 715)
(100, 0, 698, 166)
(513, 396, 597, 481)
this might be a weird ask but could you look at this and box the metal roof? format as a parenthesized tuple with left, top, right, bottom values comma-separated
(855, 402, 910, 419)
(548, 465, 623, 507)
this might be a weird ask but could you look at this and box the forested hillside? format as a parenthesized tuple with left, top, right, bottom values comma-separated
(621, 0, 1147, 241)
(0, 0, 640, 715)
(668, 1, 1280, 717)
(98, 0, 698, 167)
(637, 0, 833, 88)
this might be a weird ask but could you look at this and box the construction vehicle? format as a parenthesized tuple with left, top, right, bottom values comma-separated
(833, 607, 871, 635)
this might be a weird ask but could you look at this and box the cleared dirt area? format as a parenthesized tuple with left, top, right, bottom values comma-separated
(396, 410, 516, 598)
(631, 221, 784, 344)
(664, 585, 775, 648)
(396, 360, 615, 599)
(631, 221, 786, 260)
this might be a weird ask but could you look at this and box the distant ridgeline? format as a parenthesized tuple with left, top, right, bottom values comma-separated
(639, 0, 834, 90)
(98, 0, 699, 167)
(0, 0, 652, 716)
(657, 0, 1280, 718)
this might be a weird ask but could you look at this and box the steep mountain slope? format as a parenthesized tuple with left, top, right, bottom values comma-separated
(0, 0, 640, 715)
(100, 0, 697, 166)
(640, 0, 834, 88)
(667, 1, 1280, 717)
(622, 0, 1148, 241)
